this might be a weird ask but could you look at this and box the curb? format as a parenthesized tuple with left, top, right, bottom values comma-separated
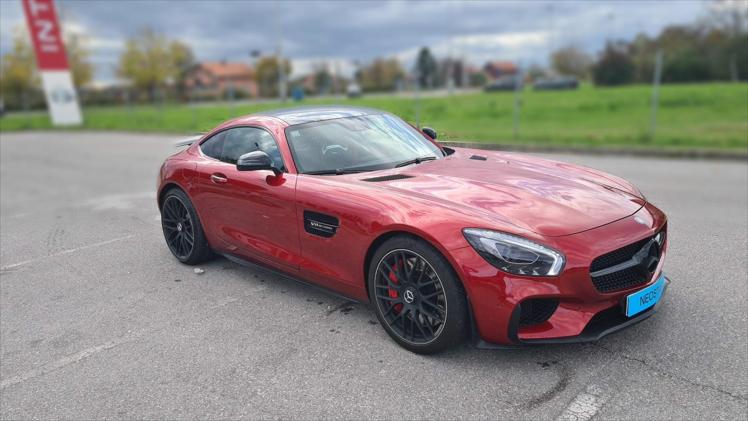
(440, 141, 748, 161)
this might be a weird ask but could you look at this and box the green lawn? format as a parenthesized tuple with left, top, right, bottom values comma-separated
(1, 82, 746, 150)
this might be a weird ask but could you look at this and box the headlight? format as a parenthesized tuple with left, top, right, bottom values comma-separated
(463, 229, 565, 277)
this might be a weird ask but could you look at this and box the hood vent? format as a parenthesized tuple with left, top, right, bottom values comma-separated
(362, 174, 414, 182)
(470, 155, 488, 161)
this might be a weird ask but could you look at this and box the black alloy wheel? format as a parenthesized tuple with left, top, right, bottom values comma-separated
(162, 195, 195, 260)
(160, 188, 213, 265)
(369, 236, 468, 354)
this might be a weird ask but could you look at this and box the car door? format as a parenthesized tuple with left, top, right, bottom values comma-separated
(195, 126, 300, 270)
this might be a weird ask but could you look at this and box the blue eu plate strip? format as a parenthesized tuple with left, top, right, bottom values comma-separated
(625, 274, 666, 317)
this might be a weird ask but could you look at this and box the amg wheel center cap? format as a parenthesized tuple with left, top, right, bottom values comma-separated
(403, 289, 416, 304)
(177, 222, 183, 232)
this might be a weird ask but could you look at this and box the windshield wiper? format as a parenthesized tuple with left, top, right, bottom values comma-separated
(304, 168, 368, 175)
(394, 156, 437, 168)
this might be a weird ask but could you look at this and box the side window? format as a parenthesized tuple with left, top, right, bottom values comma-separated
(199, 131, 225, 160)
(220, 127, 284, 169)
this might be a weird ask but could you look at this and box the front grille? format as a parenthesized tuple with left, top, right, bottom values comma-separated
(590, 228, 665, 293)
(519, 299, 559, 326)
(590, 237, 651, 272)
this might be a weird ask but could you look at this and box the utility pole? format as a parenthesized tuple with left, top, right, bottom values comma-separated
(446, 0, 455, 96)
(547, 3, 555, 61)
(649, 49, 664, 141)
(273, 1, 287, 103)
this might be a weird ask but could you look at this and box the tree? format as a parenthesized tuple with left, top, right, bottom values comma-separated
(169, 40, 195, 99)
(256, 56, 292, 97)
(468, 72, 487, 87)
(525, 64, 547, 81)
(551, 46, 592, 79)
(117, 27, 193, 101)
(592, 42, 635, 86)
(63, 32, 94, 88)
(312, 62, 332, 94)
(436, 58, 465, 88)
(358, 58, 404, 92)
(415, 47, 437, 88)
(0, 31, 39, 110)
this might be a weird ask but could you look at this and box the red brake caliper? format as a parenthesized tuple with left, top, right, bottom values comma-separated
(388, 260, 403, 314)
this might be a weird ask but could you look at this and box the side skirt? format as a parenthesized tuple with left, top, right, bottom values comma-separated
(219, 252, 365, 305)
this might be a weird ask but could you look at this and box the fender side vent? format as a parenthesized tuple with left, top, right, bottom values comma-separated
(362, 174, 414, 182)
(470, 155, 488, 161)
(303, 210, 339, 238)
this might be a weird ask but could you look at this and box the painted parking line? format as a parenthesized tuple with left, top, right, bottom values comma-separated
(556, 384, 611, 421)
(0, 234, 136, 271)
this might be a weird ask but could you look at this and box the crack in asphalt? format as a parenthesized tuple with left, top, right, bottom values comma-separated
(524, 361, 574, 410)
(592, 343, 747, 402)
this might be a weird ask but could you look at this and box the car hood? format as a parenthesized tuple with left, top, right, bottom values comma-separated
(353, 149, 646, 237)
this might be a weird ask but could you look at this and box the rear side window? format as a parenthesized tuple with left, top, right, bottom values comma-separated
(200, 131, 225, 160)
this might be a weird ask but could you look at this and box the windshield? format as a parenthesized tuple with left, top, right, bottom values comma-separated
(285, 114, 442, 174)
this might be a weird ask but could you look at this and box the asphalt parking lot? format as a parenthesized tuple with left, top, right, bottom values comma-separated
(1, 131, 746, 420)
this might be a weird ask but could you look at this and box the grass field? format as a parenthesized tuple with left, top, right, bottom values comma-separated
(1, 82, 746, 150)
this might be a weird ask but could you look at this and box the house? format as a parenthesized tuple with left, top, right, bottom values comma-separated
(291, 73, 349, 95)
(483, 61, 518, 80)
(184, 62, 258, 99)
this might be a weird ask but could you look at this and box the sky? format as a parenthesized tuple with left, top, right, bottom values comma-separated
(0, 0, 716, 84)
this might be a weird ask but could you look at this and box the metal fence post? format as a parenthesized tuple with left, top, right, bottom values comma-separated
(649, 49, 664, 141)
(512, 67, 523, 141)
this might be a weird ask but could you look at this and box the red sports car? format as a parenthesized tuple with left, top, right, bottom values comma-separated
(157, 106, 669, 354)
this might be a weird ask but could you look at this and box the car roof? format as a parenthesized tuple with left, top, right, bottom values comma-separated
(255, 105, 382, 125)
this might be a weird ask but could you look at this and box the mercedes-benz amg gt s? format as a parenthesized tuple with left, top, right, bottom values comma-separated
(157, 106, 669, 354)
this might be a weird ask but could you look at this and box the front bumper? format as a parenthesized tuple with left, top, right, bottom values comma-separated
(473, 277, 669, 349)
(450, 203, 669, 346)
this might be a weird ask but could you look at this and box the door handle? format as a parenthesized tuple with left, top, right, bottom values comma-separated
(210, 173, 228, 184)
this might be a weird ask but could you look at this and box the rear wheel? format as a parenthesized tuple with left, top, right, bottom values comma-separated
(161, 188, 213, 265)
(368, 235, 469, 354)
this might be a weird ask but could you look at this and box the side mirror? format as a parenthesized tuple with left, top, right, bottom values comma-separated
(237, 151, 281, 176)
(422, 127, 437, 140)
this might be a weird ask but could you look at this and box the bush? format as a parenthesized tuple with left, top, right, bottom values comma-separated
(593, 43, 635, 86)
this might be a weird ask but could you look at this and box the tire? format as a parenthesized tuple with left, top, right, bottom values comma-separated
(160, 188, 213, 265)
(367, 235, 469, 354)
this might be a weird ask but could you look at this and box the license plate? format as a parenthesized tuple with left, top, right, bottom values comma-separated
(625, 274, 666, 317)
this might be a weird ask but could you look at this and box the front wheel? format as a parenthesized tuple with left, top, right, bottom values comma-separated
(161, 188, 213, 265)
(368, 235, 469, 354)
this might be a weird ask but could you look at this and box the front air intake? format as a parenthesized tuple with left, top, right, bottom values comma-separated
(518, 299, 559, 326)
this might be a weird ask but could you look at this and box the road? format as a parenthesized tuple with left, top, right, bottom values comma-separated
(1, 132, 746, 420)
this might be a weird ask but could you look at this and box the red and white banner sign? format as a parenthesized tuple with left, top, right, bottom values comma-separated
(22, 0, 82, 125)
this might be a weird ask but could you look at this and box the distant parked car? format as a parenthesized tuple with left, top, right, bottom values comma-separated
(483, 75, 523, 92)
(346, 82, 362, 98)
(533, 76, 579, 91)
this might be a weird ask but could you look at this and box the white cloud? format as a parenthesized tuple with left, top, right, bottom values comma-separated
(456, 32, 549, 49)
